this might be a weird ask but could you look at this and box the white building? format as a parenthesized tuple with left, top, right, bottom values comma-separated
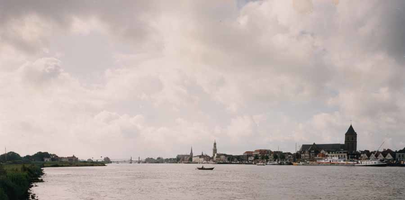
(396, 149, 405, 162)
(327, 150, 348, 160)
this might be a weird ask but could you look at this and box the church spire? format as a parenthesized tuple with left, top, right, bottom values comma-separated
(213, 140, 217, 158)
(345, 124, 357, 135)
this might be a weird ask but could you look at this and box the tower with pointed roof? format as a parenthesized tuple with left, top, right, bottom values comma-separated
(213, 140, 217, 158)
(190, 147, 193, 158)
(345, 125, 357, 153)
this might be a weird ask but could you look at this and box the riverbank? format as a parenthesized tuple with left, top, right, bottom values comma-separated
(0, 164, 43, 200)
(0, 162, 106, 200)
(43, 161, 106, 168)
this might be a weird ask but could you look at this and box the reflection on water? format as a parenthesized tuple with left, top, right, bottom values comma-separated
(33, 164, 404, 200)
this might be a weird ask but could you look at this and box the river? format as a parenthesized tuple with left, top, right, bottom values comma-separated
(32, 164, 405, 200)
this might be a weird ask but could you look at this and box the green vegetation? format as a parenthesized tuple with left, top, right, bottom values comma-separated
(0, 152, 22, 163)
(0, 151, 106, 199)
(23, 152, 57, 162)
(0, 164, 43, 200)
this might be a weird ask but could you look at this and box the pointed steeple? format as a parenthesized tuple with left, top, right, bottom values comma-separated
(345, 124, 357, 135)
(190, 147, 193, 157)
(213, 140, 217, 158)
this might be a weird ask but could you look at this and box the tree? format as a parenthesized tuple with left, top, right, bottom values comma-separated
(273, 154, 279, 161)
(0, 152, 22, 162)
(103, 157, 112, 163)
(254, 155, 259, 160)
(31, 152, 51, 161)
(0, 165, 6, 176)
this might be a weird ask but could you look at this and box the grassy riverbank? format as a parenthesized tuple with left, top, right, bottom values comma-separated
(0, 164, 43, 200)
(0, 151, 107, 199)
(0, 161, 105, 200)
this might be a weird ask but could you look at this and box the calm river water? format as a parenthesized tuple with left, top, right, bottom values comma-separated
(32, 164, 405, 200)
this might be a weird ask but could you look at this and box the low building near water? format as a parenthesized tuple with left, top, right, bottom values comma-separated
(381, 149, 395, 162)
(327, 150, 348, 160)
(368, 150, 395, 162)
(58, 155, 79, 162)
(176, 147, 194, 163)
(359, 150, 371, 160)
(396, 148, 405, 163)
(193, 153, 211, 163)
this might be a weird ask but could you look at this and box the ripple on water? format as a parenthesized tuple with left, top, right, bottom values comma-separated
(32, 164, 405, 200)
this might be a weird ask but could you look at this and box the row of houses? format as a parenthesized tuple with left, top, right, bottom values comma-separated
(360, 149, 405, 162)
(243, 149, 293, 163)
(299, 145, 405, 163)
(176, 142, 294, 164)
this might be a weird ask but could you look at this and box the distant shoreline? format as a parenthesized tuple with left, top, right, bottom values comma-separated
(43, 161, 106, 168)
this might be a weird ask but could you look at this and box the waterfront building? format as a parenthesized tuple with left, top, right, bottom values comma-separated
(377, 152, 385, 160)
(299, 125, 358, 160)
(367, 150, 395, 162)
(300, 143, 345, 161)
(243, 151, 254, 163)
(193, 152, 211, 163)
(253, 149, 272, 158)
(284, 152, 294, 163)
(327, 150, 348, 160)
(176, 147, 193, 163)
(396, 148, 405, 163)
(213, 140, 217, 158)
(212, 141, 238, 163)
(58, 155, 79, 162)
(344, 125, 357, 153)
(369, 152, 378, 160)
(359, 150, 371, 160)
(381, 149, 395, 161)
(214, 153, 229, 163)
(67, 155, 79, 162)
(271, 151, 284, 161)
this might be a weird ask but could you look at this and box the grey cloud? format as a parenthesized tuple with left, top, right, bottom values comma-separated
(2, 0, 405, 158)
(20, 57, 63, 85)
(0, 0, 161, 54)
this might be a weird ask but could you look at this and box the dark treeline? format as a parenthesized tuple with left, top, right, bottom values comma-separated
(0, 151, 57, 164)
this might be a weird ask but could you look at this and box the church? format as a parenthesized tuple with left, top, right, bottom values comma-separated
(299, 125, 358, 160)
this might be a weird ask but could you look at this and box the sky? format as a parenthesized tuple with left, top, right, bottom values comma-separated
(1, 0, 405, 160)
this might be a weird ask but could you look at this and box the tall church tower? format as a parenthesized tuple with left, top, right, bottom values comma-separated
(213, 140, 217, 158)
(345, 125, 357, 153)
(190, 147, 193, 158)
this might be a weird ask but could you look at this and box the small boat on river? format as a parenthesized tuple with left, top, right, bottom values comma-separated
(266, 161, 279, 165)
(196, 166, 214, 170)
(355, 160, 387, 167)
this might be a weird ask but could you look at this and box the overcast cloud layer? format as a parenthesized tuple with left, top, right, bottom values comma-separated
(1, 0, 405, 159)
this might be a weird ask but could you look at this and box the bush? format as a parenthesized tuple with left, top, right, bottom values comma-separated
(0, 188, 8, 200)
(0, 164, 43, 200)
(0, 177, 19, 200)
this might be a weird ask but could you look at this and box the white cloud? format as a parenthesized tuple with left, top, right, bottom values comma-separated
(1, 0, 405, 159)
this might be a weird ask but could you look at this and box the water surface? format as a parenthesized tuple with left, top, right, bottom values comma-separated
(33, 164, 405, 200)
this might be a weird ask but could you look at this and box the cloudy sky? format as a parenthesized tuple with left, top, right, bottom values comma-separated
(1, 0, 405, 159)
